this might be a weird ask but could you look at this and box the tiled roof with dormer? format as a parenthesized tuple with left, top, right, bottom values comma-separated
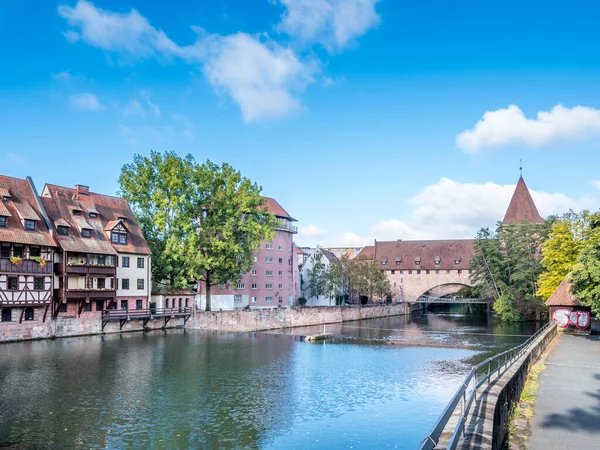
(373, 239, 475, 270)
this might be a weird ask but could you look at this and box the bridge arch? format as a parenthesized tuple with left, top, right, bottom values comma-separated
(417, 283, 472, 301)
(387, 270, 474, 301)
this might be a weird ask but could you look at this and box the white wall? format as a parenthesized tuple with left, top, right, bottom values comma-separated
(116, 254, 151, 298)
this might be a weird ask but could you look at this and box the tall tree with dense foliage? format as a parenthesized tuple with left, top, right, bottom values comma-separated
(471, 220, 551, 321)
(120, 152, 276, 311)
(119, 151, 196, 287)
(349, 260, 392, 303)
(307, 252, 328, 304)
(180, 160, 276, 311)
(571, 240, 600, 316)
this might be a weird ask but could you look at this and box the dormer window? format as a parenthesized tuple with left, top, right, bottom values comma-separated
(381, 259, 387, 265)
(111, 231, 127, 245)
(73, 209, 82, 216)
(57, 226, 69, 236)
(455, 259, 461, 264)
(434, 257, 441, 265)
(396, 258, 402, 265)
(89, 213, 98, 218)
(25, 220, 36, 231)
(2, 196, 8, 202)
(414, 257, 421, 265)
(0, 216, 6, 228)
(82, 228, 92, 238)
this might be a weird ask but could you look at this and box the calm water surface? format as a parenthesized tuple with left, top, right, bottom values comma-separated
(0, 311, 540, 449)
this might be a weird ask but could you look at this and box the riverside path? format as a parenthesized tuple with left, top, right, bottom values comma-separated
(529, 332, 600, 450)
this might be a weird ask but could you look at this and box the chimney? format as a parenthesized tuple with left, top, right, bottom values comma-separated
(76, 185, 89, 195)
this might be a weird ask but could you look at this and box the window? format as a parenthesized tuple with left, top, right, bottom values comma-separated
(20, 306, 33, 321)
(13, 246, 23, 258)
(1, 308, 11, 322)
(87, 278, 94, 289)
(278, 296, 283, 303)
(30, 246, 41, 257)
(266, 296, 273, 303)
(408, 270, 412, 275)
(266, 284, 273, 289)
(137, 258, 144, 268)
(446, 270, 451, 274)
(34, 277, 44, 290)
(217, 284, 226, 289)
(234, 295, 243, 303)
(278, 284, 283, 289)
(111, 232, 127, 245)
(278, 271, 283, 276)
(251, 283, 257, 289)
(266, 257, 273, 263)
(59, 303, 67, 313)
(236, 283, 245, 289)
(25, 220, 36, 231)
(278, 258, 283, 263)
(251, 296, 257, 303)
(396, 259, 401, 265)
(469, 269, 473, 274)
(73, 209, 82, 216)
(436, 270, 440, 275)
(82, 229, 92, 238)
(83, 302, 92, 312)
(96, 300, 104, 311)
(279, 245, 283, 251)
(266, 270, 273, 276)
(278, 231, 283, 237)
(266, 242, 273, 250)
(251, 269, 257, 276)
(122, 278, 129, 290)
(165, 298, 170, 308)
(399, 270, 404, 274)
(89, 213, 98, 218)
(391, 270, 395, 275)
(137, 279, 144, 290)
(57, 226, 69, 236)
(1, 244, 9, 257)
(8, 277, 17, 290)
(415, 260, 421, 265)
(381, 259, 387, 265)
(416, 270, 421, 275)
(455, 259, 461, 264)
(253, 257, 257, 263)
(97, 255, 106, 265)
(136, 300, 143, 310)
(122, 257, 130, 268)
(426, 270, 430, 275)
(0, 216, 6, 228)
(458, 270, 462, 276)
(97, 278, 105, 289)
(121, 300, 128, 310)
(185, 298, 189, 307)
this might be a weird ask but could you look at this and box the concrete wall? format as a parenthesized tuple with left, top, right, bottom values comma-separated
(192, 303, 409, 332)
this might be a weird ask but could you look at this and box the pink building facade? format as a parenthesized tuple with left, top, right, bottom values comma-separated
(199, 197, 299, 310)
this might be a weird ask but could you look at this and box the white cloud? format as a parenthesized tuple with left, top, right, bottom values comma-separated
(592, 180, 600, 190)
(53, 71, 71, 81)
(457, 104, 600, 152)
(123, 91, 161, 118)
(201, 32, 316, 121)
(59, 1, 316, 121)
(301, 178, 600, 248)
(69, 92, 105, 110)
(276, 0, 380, 51)
(298, 224, 327, 239)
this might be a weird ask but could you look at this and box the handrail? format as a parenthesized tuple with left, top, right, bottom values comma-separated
(419, 321, 556, 450)
(101, 307, 193, 319)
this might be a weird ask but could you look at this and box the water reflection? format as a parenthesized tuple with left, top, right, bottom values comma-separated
(0, 312, 541, 449)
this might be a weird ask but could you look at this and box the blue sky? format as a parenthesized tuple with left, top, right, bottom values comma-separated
(2, 0, 600, 246)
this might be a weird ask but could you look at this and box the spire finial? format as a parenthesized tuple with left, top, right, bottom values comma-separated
(519, 159, 523, 177)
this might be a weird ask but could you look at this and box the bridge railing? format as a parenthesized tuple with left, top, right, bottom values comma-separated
(400, 296, 493, 304)
(419, 321, 556, 450)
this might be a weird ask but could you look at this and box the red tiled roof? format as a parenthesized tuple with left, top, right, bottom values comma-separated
(41, 184, 150, 255)
(545, 276, 583, 307)
(0, 175, 56, 247)
(320, 248, 338, 263)
(355, 245, 374, 261)
(295, 246, 307, 255)
(373, 239, 475, 270)
(261, 197, 295, 220)
(503, 177, 544, 224)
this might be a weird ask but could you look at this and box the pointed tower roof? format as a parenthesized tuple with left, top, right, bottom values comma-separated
(503, 176, 544, 224)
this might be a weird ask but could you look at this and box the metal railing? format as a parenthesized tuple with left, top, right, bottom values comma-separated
(419, 321, 556, 450)
(401, 296, 493, 304)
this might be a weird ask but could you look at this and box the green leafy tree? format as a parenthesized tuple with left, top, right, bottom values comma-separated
(119, 151, 196, 287)
(181, 160, 276, 311)
(349, 260, 392, 303)
(324, 254, 352, 305)
(307, 252, 328, 304)
(571, 241, 600, 316)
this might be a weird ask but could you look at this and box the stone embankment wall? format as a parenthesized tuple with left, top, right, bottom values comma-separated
(456, 324, 557, 450)
(192, 303, 409, 332)
(0, 316, 188, 343)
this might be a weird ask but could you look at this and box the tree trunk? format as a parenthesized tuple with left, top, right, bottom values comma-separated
(205, 271, 212, 311)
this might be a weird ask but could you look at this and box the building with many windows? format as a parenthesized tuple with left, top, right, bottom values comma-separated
(198, 197, 298, 309)
(0, 175, 56, 324)
(41, 183, 151, 317)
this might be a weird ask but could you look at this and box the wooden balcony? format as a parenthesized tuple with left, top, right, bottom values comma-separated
(55, 288, 116, 300)
(0, 258, 53, 275)
(54, 263, 116, 276)
(101, 307, 193, 330)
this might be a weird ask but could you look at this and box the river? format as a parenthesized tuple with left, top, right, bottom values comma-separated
(0, 310, 540, 449)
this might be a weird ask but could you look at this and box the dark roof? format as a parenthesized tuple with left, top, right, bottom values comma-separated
(503, 177, 544, 224)
(373, 239, 475, 270)
(261, 197, 295, 221)
(355, 245, 374, 261)
(0, 175, 56, 247)
(152, 286, 196, 296)
(320, 248, 338, 263)
(41, 184, 151, 255)
(545, 276, 584, 307)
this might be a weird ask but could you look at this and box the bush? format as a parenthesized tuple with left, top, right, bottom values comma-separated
(297, 297, 307, 306)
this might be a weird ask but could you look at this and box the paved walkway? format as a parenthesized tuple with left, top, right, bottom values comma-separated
(529, 333, 600, 450)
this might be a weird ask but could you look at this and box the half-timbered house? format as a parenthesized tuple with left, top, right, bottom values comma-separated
(0, 175, 57, 324)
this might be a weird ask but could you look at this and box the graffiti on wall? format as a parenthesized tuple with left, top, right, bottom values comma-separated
(552, 309, 591, 330)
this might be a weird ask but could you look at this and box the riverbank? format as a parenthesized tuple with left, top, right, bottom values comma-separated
(0, 303, 412, 343)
